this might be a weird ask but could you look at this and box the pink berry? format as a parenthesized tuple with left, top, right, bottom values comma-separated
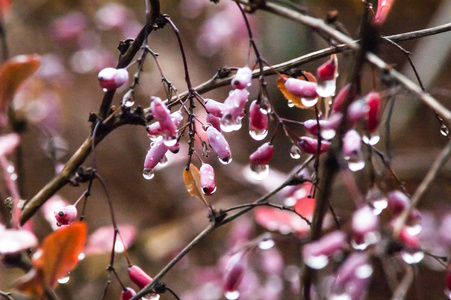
(150, 97, 176, 138)
(128, 265, 153, 289)
(146, 111, 183, 141)
(206, 113, 222, 132)
(222, 90, 249, 123)
(331, 84, 354, 113)
(249, 100, 268, 139)
(297, 136, 330, 155)
(98, 67, 129, 91)
(284, 78, 318, 99)
(223, 253, 246, 294)
(54, 205, 78, 226)
(200, 163, 216, 195)
(398, 227, 420, 249)
(366, 91, 381, 132)
(343, 130, 361, 158)
(347, 99, 368, 125)
(249, 142, 274, 165)
(206, 126, 232, 164)
(143, 140, 168, 171)
(205, 98, 224, 118)
(121, 287, 137, 300)
(387, 190, 409, 215)
(352, 206, 378, 246)
(231, 66, 252, 89)
(316, 58, 336, 81)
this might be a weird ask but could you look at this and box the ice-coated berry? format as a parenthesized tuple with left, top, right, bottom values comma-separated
(205, 98, 225, 118)
(316, 58, 336, 81)
(284, 78, 318, 99)
(54, 205, 78, 226)
(128, 265, 153, 289)
(231, 66, 252, 89)
(206, 125, 232, 164)
(200, 163, 216, 195)
(121, 287, 137, 300)
(366, 91, 381, 132)
(248, 100, 268, 140)
(98, 67, 129, 91)
(144, 141, 168, 171)
(387, 190, 410, 215)
(150, 97, 176, 138)
(223, 253, 246, 295)
(343, 130, 361, 158)
(249, 142, 274, 165)
(331, 84, 354, 113)
(297, 136, 330, 155)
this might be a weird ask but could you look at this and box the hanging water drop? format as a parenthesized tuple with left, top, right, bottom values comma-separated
(363, 133, 380, 145)
(348, 160, 365, 172)
(301, 97, 318, 107)
(78, 253, 86, 261)
(249, 128, 268, 141)
(250, 164, 269, 180)
(258, 238, 275, 250)
(142, 168, 155, 180)
(321, 128, 336, 140)
(159, 154, 168, 166)
(441, 124, 449, 137)
(102, 88, 108, 92)
(290, 145, 301, 159)
(401, 250, 424, 264)
(316, 79, 336, 98)
(304, 254, 329, 269)
(225, 290, 240, 300)
(371, 198, 388, 215)
(58, 274, 70, 284)
(287, 100, 294, 108)
(163, 136, 177, 147)
(219, 156, 232, 165)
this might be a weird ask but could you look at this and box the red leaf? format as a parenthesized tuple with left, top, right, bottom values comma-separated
(15, 222, 87, 297)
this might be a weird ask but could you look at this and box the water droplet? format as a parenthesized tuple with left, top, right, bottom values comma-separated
(355, 264, 373, 279)
(163, 136, 177, 147)
(284, 196, 297, 207)
(250, 164, 269, 180)
(159, 155, 168, 166)
(363, 133, 380, 145)
(260, 105, 271, 115)
(345, 152, 365, 172)
(330, 293, 351, 300)
(321, 128, 336, 140)
(6, 165, 15, 173)
(316, 79, 336, 98)
(401, 250, 424, 264)
(225, 290, 240, 300)
(351, 232, 380, 250)
(287, 100, 294, 108)
(10, 173, 18, 181)
(221, 116, 242, 132)
(123, 99, 134, 107)
(259, 238, 275, 250)
(371, 198, 388, 215)
(304, 254, 329, 269)
(142, 168, 155, 180)
(219, 156, 232, 165)
(58, 274, 70, 284)
(301, 97, 318, 107)
(249, 129, 268, 141)
(348, 160, 365, 172)
(102, 88, 108, 92)
(440, 124, 449, 137)
(290, 145, 301, 159)
(78, 253, 86, 261)
(405, 224, 422, 236)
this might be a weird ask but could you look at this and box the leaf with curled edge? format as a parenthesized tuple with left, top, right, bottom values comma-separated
(0, 54, 41, 113)
(183, 163, 209, 207)
(15, 222, 87, 297)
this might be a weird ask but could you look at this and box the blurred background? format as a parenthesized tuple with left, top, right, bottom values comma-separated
(1, 0, 451, 299)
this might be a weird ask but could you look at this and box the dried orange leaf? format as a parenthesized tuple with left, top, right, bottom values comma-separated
(183, 164, 208, 206)
(277, 73, 317, 109)
(15, 222, 87, 297)
(0, 54, 41, 112)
